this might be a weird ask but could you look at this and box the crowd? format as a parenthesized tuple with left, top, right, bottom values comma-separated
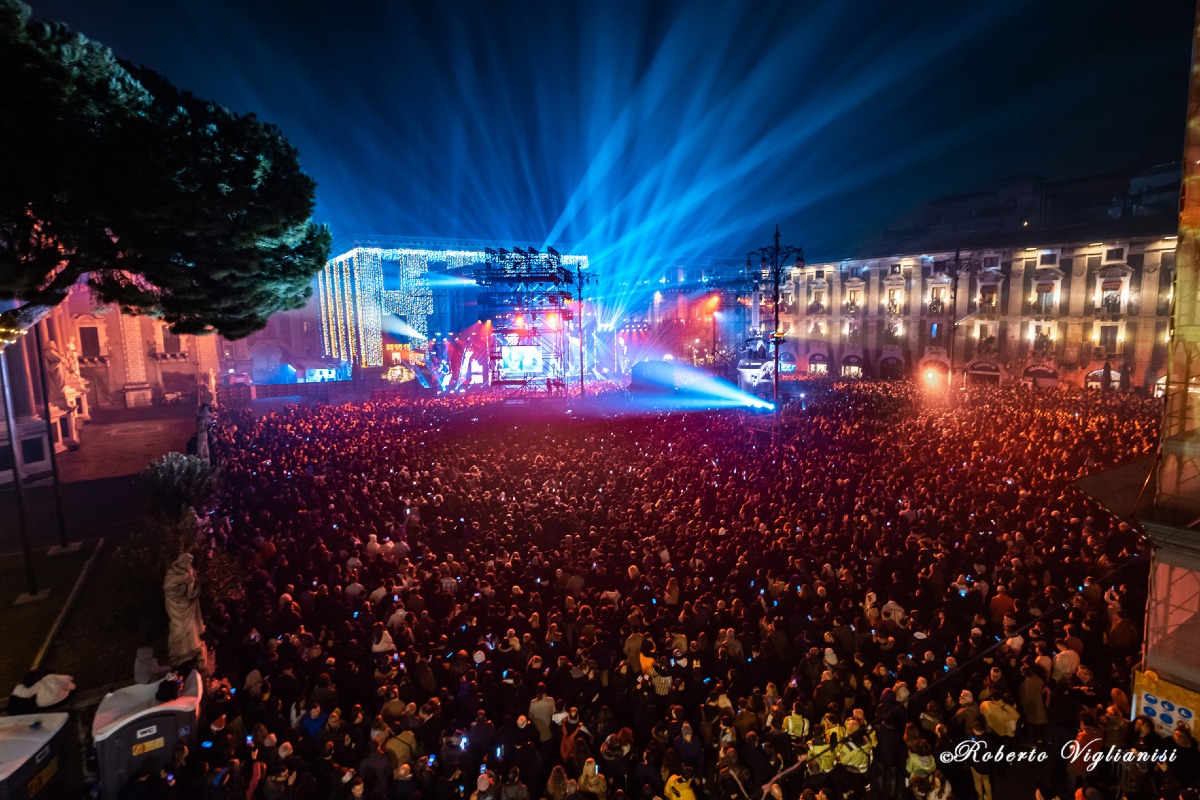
(117, 381, 1197, 800)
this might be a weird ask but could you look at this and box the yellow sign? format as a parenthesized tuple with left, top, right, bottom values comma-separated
(27, 757, 58, 796)
(1132, 669, 1200, 737)
(131, 737, 166, 757)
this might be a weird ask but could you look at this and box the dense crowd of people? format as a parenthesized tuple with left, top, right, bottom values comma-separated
(121, 381, 1198, 800)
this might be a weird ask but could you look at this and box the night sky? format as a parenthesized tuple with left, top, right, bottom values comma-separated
(26, 0, 1197, 276)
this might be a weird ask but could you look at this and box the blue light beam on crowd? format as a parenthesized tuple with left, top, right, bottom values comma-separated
(631, 360, 773, 411)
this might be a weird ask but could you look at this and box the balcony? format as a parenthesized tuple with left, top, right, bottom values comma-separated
(1025, 300, 1058, 319)
(928, 298, 948, 315)
(884, 301, 903, 316)
(844, 300, 861, 316)
(1030, 334, 1055, 357)
(808, 301, 828, 315)
(974, 299, 999, 318)
(974, 336, 999, 356)
(1096, 296, 1125, 320)
(846, 328, 863, 346)
(149, 346, 190, 361)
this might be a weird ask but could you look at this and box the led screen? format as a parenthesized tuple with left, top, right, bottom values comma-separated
(500, 346, 544, 375)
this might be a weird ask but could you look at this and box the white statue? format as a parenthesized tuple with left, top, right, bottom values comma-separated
(64, 337, 86, 391)
(196, 404, 214, 461)
(198, 370, 216, 408)
(163, 552, 205, 666)
(42, 340, 69, 403)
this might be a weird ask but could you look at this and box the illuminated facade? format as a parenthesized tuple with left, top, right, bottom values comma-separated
(786, 232, 1177, 389)
(318, 242, 589, 368)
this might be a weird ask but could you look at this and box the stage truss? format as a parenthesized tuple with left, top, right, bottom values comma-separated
(476, 247, 576, 395)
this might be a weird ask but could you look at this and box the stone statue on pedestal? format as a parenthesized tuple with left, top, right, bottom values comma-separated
(198, 369, 216, 408)
(42, 340, 69, 405)
(64, 337, 86, 391)
(196, 404, 214, 461)
(164, 552, 206, 667)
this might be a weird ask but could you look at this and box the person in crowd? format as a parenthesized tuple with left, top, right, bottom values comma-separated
(125, 381, 1176, 799)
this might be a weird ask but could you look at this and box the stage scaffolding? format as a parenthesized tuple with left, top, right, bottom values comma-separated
(476, 247, 575, 396)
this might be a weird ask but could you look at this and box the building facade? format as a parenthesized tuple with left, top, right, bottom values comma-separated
(1, 286, 219, 485)
(782, 232, 1176, 390)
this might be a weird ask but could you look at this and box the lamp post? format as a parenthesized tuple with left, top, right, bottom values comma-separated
(943, 248, 979, 392)
(747, 225, 804, 417)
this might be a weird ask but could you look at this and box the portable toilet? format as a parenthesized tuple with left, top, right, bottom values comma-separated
(0, 713, 69, 800)
(92, 671, 202, 800)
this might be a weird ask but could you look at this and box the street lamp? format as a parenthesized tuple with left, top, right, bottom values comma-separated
(942, 248, 980, 391)
(747, 225, 804, 416)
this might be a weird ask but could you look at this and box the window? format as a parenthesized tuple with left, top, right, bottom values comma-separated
(21, 437, 44, 465)
(1032, 325, 1053, 355)
(983, 256, 1000, 269)
(979, 287, 998, 312)
(1105, 247, 1125, 263)
(1100, 278, 1123, 313)
(1040, 253, 1058, 266)
(79, 327, 101, 358)
(1035, 283, 1055, 314)
(162, 330, 182, 354)
(1099, 325, 1119, 353)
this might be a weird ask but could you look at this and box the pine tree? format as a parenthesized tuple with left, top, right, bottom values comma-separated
(0, 0, 330, 343)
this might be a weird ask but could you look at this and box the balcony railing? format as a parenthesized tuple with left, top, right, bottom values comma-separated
(885, 301, 902, 315)
(149, 346, 189, 361)
(808, 302, 828, 315)
(928, 298, 947, 315)
(975, 299, 999, 317)
(1095, 297, 1125, 319)
(974, 337, 998, 356)
(844, 300, 861, 316)
(1026, 300, 1057, 317)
